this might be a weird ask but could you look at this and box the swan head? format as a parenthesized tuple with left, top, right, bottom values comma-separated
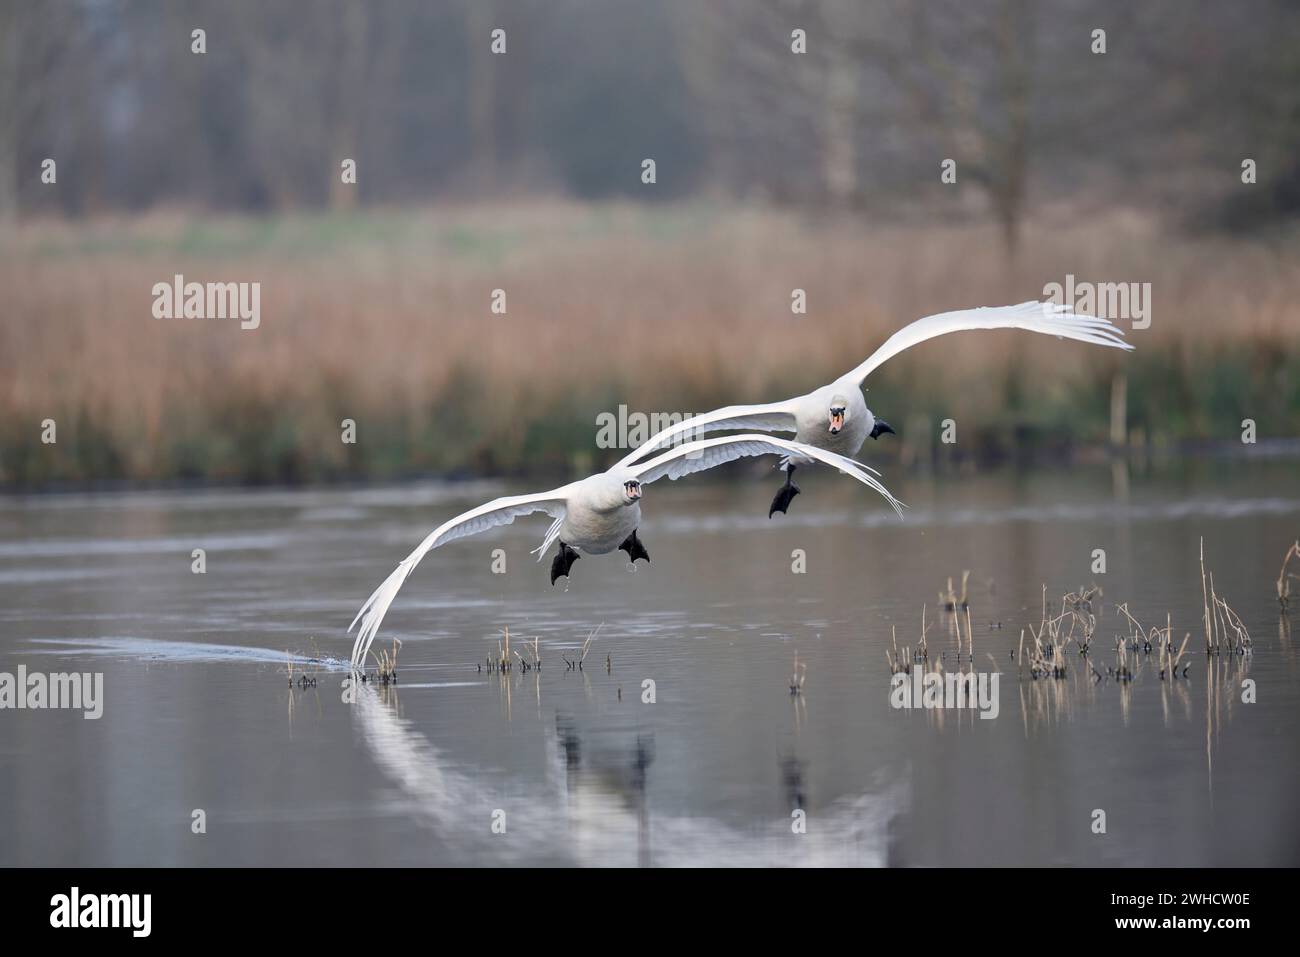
(599, 468, 643, 508)
(828, 394, 850, 435)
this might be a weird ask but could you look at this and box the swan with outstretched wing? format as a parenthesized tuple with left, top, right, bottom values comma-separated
(614, 300, 1132, 517)
(348, 434, 904, 669)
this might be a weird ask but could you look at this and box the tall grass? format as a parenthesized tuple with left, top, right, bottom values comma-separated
(1, 201, 1297, 486)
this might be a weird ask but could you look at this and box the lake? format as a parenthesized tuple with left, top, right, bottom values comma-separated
(1, 455, 1297, 866)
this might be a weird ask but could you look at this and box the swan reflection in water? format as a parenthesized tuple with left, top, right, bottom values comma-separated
(352, 682, 902, 866)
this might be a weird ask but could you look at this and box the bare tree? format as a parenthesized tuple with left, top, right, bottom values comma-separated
(0, 2, 84, 220)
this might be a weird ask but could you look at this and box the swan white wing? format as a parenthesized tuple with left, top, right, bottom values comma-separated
(844, 300, 1132, 386)
(348, 489, 570, 668)
(630, 434, 905, 518)
(531, 514, 565, 563)
(614, 401, 800, 468)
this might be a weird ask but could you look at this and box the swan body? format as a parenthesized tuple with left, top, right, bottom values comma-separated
(347, 434, 904, 669)
(616, 301, 1133, 513)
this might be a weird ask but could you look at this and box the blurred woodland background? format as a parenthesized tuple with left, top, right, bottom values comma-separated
(1, 0, 1298, 486)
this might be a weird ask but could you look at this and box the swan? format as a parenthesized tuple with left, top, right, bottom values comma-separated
(348, 434, 904, 669)
(614, 300, 1133, 516)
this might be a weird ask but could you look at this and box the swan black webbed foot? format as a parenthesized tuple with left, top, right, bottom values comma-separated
(768, 464, 801, 518)
(550, 541, 581, 585)
(618, 530, 650, 564)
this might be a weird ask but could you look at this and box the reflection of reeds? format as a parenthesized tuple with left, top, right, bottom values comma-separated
(1200, 538, 1214, 654)
(1204, 648, 1252, 794)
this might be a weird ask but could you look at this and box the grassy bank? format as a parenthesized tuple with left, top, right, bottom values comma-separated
(1, 201, 1298, 487)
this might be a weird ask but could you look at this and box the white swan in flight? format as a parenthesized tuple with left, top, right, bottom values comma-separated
(615, 300, 1133, 516)
(348, 434, 904, 669)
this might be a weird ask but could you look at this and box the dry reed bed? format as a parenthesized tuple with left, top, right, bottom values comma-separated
(889, 543, 1262, 739)
(3, 201, 1298, 484)
(894, 536, 1257, 702)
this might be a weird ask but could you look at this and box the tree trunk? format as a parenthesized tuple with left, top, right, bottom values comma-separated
(0, 4, 21, 222)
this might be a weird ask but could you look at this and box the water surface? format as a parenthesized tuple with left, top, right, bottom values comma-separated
(1, 459, 1297, 866)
